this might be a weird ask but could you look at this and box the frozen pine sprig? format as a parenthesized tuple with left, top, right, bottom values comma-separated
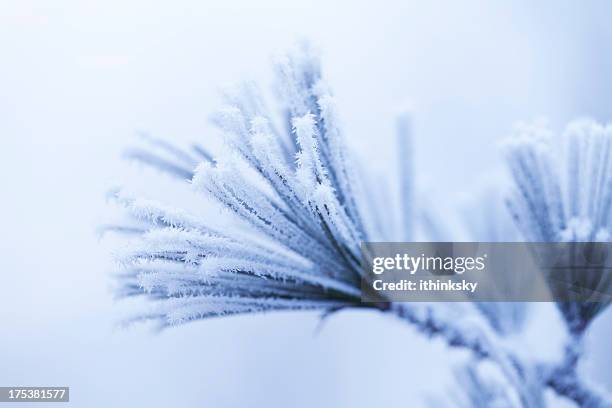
(111, 43, 378, 326)
(504, 119, 612, 335)
(108, 45, 612, 407)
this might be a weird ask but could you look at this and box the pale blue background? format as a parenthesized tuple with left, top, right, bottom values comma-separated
(1, 1, 611, 406)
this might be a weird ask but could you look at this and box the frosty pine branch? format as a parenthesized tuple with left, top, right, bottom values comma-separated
(505, 120, 612, 337)
(107, 44, 612, 407)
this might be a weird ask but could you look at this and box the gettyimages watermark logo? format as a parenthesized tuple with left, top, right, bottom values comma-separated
(361, 242, 612, 303)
